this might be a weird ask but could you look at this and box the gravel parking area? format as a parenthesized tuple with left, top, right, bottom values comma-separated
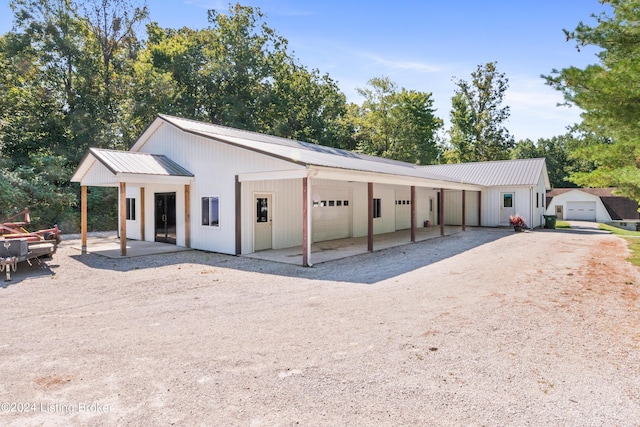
(1, 225, 639, 426)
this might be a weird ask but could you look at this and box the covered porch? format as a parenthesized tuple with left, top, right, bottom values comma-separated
(71, 148, 194, 256)
(245, 225, 465, 265)
(237, 166, 482, 266)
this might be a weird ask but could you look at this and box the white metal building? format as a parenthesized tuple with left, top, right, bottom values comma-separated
(545, 189, 611, 222)
(72, 115, 550, 265)
(422, 158, 550, 229)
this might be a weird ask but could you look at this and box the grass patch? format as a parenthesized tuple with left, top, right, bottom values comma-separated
(625, 238, 640, 267)
(597, 223, 640, 267)
(598, 223, 640, 237)
(555, 220, 571, 229)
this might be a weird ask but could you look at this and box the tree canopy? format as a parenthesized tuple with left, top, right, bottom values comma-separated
(545, 0, 640, 201)
(444, 62, 515, 163)
(351, 76, 443, 164)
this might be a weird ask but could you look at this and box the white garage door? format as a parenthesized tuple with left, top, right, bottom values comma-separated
(566, 201, 596, 221)
(312, 187, 351, 242)
(395, 189, 411, 230)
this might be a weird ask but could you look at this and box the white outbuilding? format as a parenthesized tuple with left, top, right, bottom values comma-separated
(545, 188, 612, 222)
(72, 114, 550, 265)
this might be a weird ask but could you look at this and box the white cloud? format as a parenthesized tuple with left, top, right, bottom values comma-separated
(358, 52, 441, 73)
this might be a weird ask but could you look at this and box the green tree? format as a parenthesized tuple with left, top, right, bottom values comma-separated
(353, 76, 443, 164)
(445, 62, 514, 162)
(1, 0, 147, 230)
(545, 0, 640, 201)
(511, 134, 582, 188)
(137, 4, 351, 147)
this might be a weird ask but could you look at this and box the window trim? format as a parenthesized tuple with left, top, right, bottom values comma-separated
(373, 198, 382, 218)
(201, 195, 220, 227)
(125, 197, 136, 221)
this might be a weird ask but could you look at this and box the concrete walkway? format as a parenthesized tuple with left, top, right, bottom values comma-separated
(69, 236, 191, 258)
(245, 226, 465, 265)
(68, 226, 465, 263)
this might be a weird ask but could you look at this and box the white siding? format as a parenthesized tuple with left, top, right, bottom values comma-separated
(82, 161, 118, 186)
(481, 187, 533, 227)
(545, 190, 611, 222)
(395, 189, 411, 230)
(124, 186, 141, 241)
(442, 190, 481, 226)
(531, 174, 548, 228)
(139, 123, 305, 254)
(312, 186, 352, 242)
(241, 179, 302, 254)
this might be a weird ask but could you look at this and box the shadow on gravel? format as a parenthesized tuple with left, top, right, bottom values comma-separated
(69, 228, 514, 284)
(0, 258, 57, 288)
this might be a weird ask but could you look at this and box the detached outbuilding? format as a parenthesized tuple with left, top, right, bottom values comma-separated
(72, 114, 550, 265)
(546, 188, 640, 224)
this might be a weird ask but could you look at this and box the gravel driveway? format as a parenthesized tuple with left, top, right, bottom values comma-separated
(1, 226, 639, 426)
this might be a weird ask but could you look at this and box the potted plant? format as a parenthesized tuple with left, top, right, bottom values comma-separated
(509, 215, 527, 232)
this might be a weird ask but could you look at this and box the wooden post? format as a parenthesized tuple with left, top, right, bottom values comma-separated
(440, 188, 445, 236)
(140, 187, 145, 241)
(410, 185, 416, 243)
(119, 182, 127, 256)
(235, 176, 241, 255)
(368, 182, 374, 252)
(302, 177, 309, 267)
(81, 185, 87, 253)
(462, 189, 466, 231)
(184, 184, 191, 248)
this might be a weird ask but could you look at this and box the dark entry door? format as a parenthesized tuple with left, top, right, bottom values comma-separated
(155, 192, 176, 244)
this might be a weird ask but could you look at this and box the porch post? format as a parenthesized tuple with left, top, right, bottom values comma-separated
(478, 191, 482, 226)
(462, 190, 466, 231)
(140, 187, 145, 241)
(410, 185, 416, 243)
(440, 188, 445, 236)
(302, 177, 310, 267)
(368, 182, 374, 252)
(184, 184, 191, 248)
(235, 175, 241, 255)
(119, 182, 127, 256)
(81, 185, 87, 253)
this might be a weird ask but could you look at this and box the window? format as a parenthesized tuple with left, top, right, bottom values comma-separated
(202, 196, 220, 226)
(256, 197, 268, 223)
(328, 200, 335, 207)
(125, 198, 136, 221)
(536, 193, 540, 208)
(503, 193, 513, 208)
(343, 200, 349, 207)
(373, 198, 382, 218)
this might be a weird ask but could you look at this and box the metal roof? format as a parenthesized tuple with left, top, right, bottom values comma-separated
(420, 158, 548, 187)
(88, 148, 193, 177)
(156, 114, 467, 185)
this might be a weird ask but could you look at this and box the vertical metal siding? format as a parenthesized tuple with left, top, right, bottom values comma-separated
(125, 186, 141, 241)
(140, 123, 303, 255)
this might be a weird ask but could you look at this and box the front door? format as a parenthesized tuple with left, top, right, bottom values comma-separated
(500, 192, 515, 225)
(254, 194, 272, 251)
(155, 192, 176, 244)
(555, 205, 564, 219)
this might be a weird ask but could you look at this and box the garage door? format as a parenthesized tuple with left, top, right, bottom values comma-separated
(566, 201, 596, 221)
(395, 189, 411, 230)
(312, 187, 351, 242)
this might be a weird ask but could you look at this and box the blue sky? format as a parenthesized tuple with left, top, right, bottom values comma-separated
(0, 0, 609, 142)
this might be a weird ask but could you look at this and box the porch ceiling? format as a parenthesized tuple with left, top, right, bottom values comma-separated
(238, 166, 482, 191)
